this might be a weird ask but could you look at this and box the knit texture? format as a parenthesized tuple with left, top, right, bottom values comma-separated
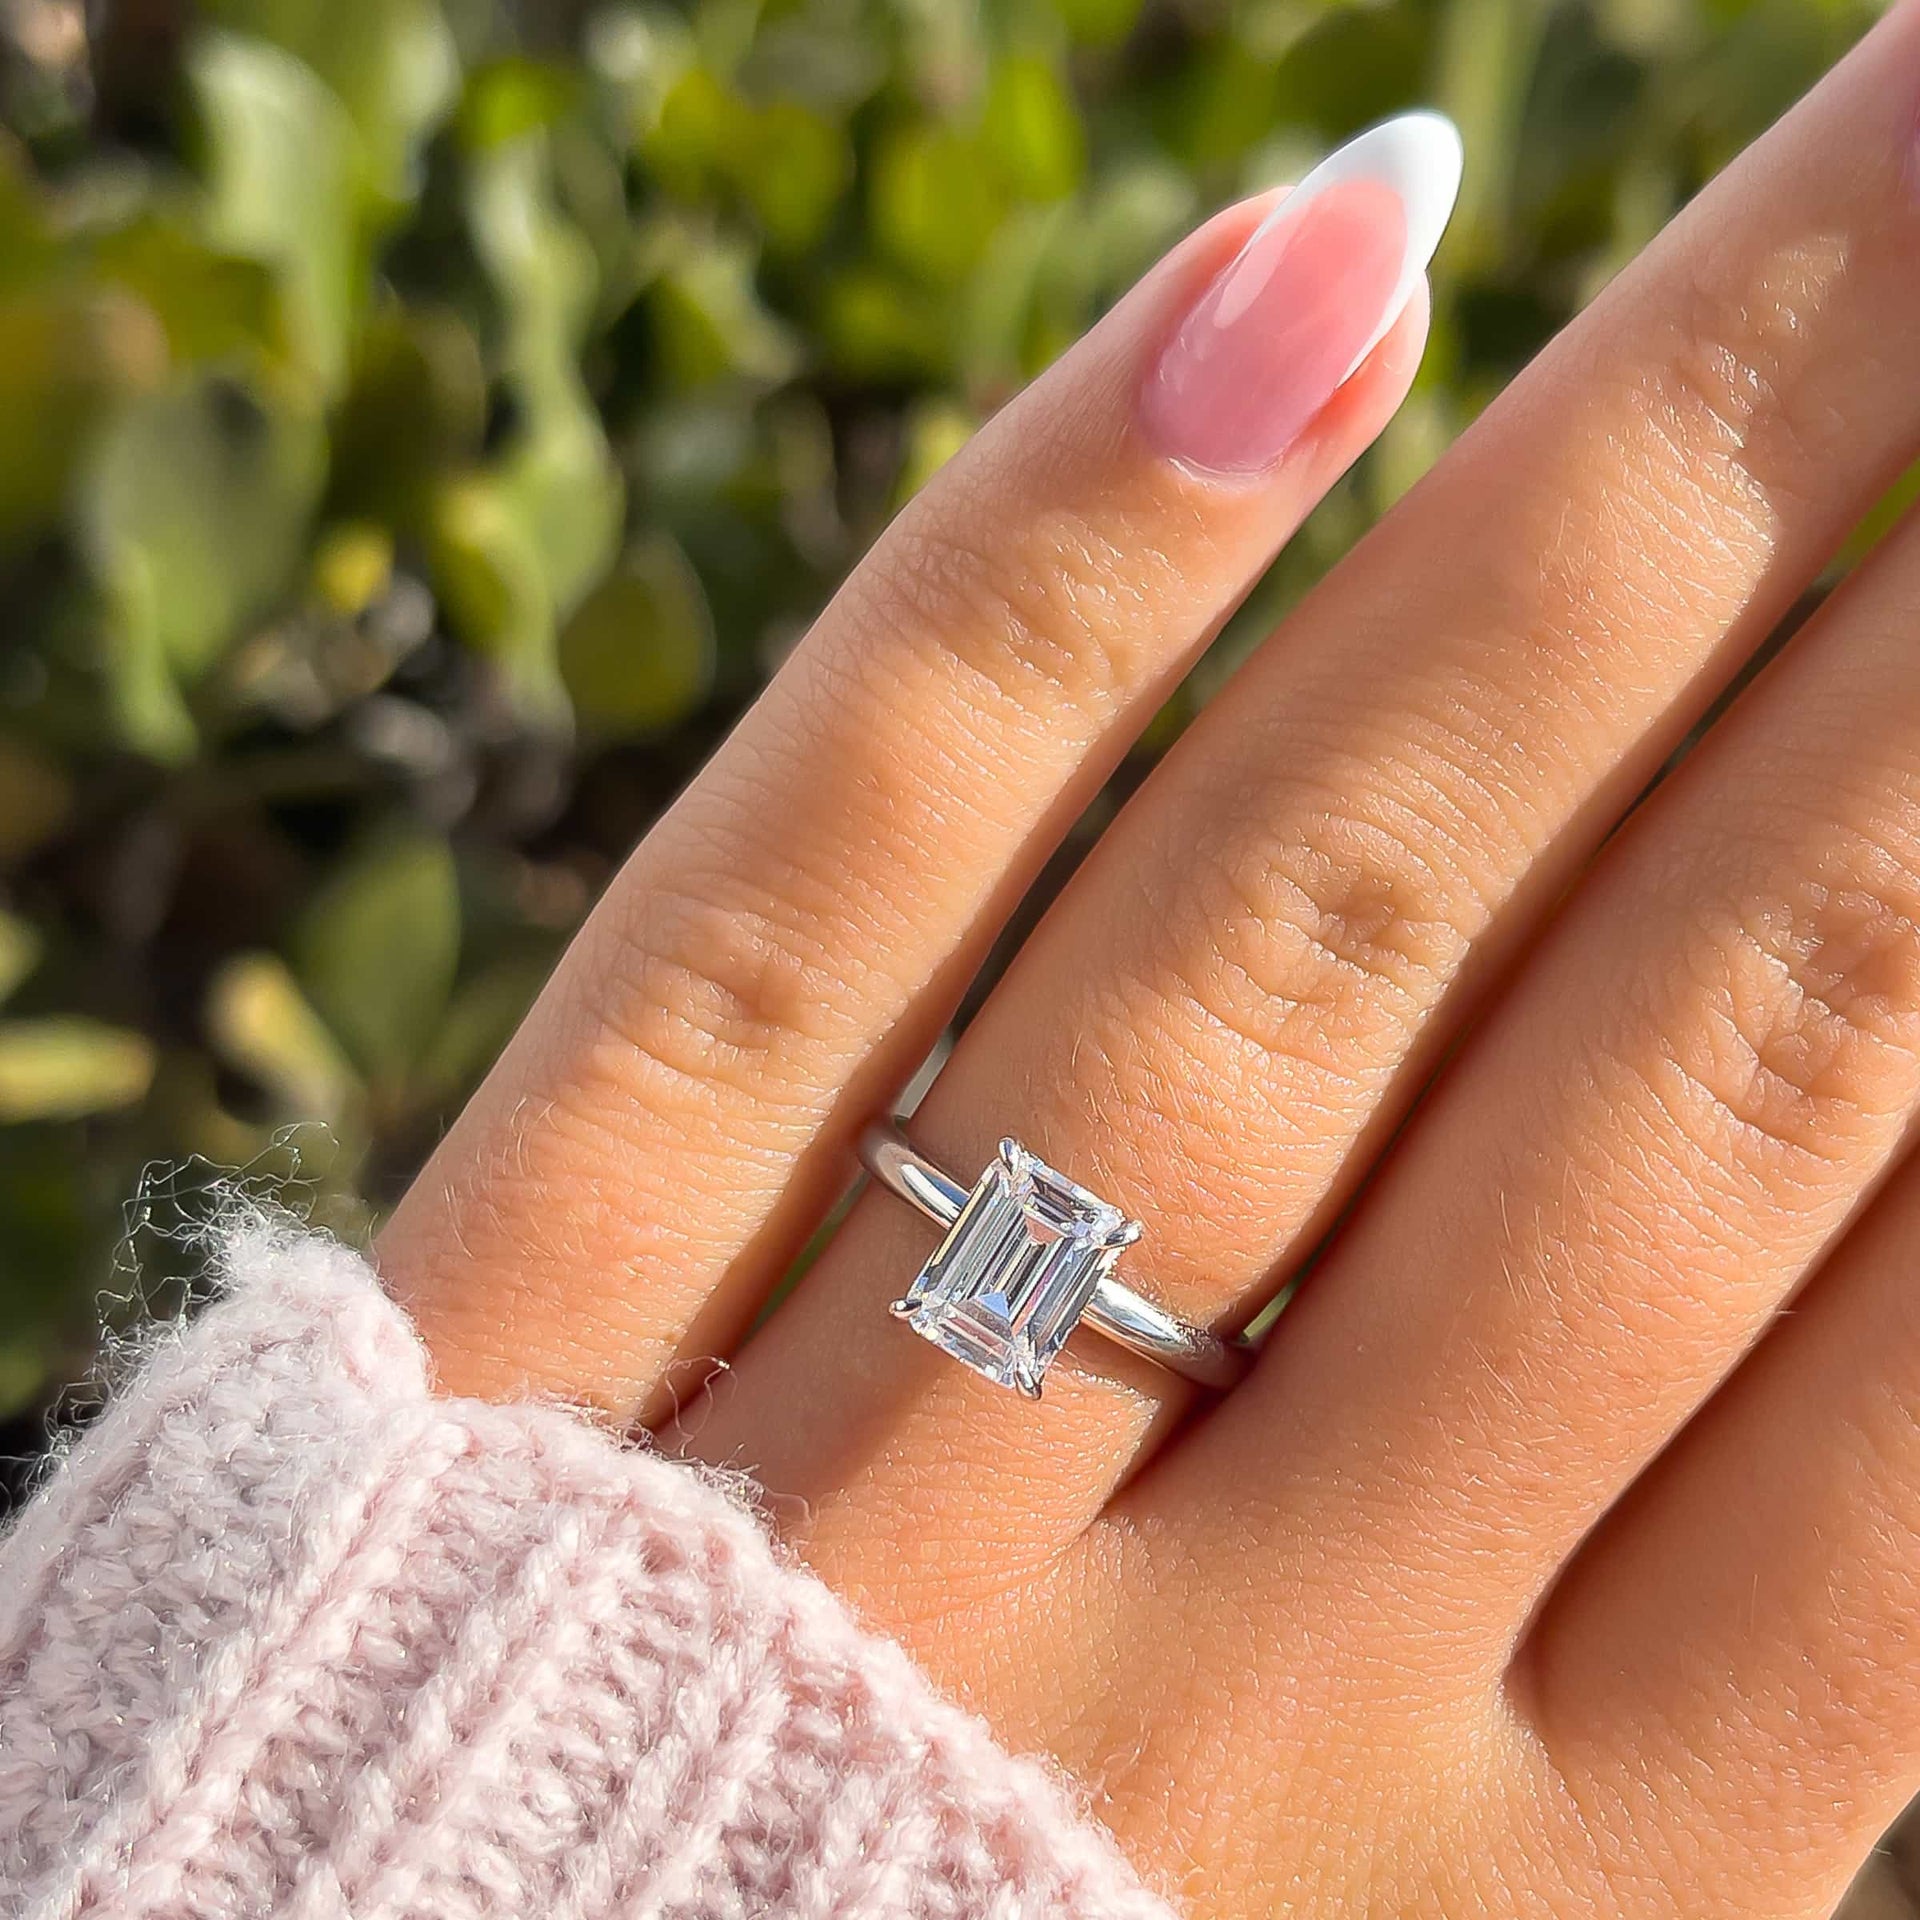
(0, 1225, 1173, 1920)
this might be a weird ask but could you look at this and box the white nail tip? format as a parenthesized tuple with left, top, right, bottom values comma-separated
(1250, 109, 1464, 381)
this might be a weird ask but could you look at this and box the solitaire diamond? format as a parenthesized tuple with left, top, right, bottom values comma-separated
(892, 1138, 1140, 1397)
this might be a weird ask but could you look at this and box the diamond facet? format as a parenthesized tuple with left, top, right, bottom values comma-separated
(894, 1139, 1138, 1397)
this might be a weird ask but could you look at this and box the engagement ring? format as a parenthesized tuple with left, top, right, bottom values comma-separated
(859, 1120, 1255, 1398)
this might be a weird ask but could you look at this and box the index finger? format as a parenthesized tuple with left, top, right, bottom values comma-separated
(379, 128, 1457, 1418)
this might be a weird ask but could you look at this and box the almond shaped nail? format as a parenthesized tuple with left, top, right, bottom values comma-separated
(1142, 110, 1464, 477)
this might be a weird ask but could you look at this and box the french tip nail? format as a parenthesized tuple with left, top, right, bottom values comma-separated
(1293, 109, 1462, 377)
(1247, 110, 1464, 382)
(1140, 108, 1464, 477)
(1360, 109, 1466, 271)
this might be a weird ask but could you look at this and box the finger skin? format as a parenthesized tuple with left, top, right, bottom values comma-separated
(379, 192, 1427, 1420)
(1524, 1111, 1920, 1920)
(1169, 469, 1920, 1687)
(697, 0, 1920, 1612)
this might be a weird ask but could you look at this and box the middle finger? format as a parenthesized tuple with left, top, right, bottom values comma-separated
(692, 4, 1920, 1619)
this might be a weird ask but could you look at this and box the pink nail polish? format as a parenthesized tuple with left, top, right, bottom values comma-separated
(1141, 112, 1462, 478)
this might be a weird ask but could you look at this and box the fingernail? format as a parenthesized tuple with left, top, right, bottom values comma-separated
(1141, 110, 1462, 477)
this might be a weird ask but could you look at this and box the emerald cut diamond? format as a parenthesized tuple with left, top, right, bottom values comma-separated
(891, 1138, 1141, 1398)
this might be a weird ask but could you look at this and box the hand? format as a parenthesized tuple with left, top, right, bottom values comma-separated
(377, 10, 1920, 1915)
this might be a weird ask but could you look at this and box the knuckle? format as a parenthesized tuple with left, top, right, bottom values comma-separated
(847, 478, 1187, 716)
(591, 880, 841, 1103)
(1170, 792, 1463, 1075)
(1665, 834, 1920, 1167)
(1653, 227, 1852, 510)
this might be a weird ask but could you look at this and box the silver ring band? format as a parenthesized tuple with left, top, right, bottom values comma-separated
(859, 1119, 1253, 1396)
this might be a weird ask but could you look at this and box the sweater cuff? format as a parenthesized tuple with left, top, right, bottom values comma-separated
(0, 1223, 1173, 1920)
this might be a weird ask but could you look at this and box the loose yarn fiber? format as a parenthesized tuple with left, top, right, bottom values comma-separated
(0, 1226, 1171, 1920)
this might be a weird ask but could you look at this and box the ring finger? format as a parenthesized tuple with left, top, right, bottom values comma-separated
(688, 0, 1920, 1622)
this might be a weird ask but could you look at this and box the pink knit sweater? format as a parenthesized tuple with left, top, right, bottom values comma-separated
(0, 1225, 1172, 1919)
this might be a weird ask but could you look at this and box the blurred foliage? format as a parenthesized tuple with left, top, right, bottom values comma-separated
(0, 0, 1895, 1423)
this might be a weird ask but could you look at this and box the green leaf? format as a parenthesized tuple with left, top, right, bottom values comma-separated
(458, 55, 583, 150)
(427, 471, 566, 720)
(0, 1017, 156, 1123)
(734, 98, 851, 253)
(1597, 0, 1697, 57)
(1160, 39, 1281, 172)
(638, 65, 851, 250)
(206, 950, 360, 1119)
(0, 283, 166, 554)
(1432, 0, 1554, 277)
(871, 121, 1007, 287)
(1071, 157, 1197, 299)
(309, 521, 394, 616)
(559, 531, 715, 737)
(651, 235, 804, 387)
(955, 202, 1066, 392)
(81, 371, 326, 754)
(327, 302, 487, 529)
(587, 5, 697, 141)
(294, 828, 460, 1085)
(1049, 0, 1145, 49)
(91, 216, 279, 368)
(189, 28, 362, 393)
(437, 132, 624, 718)
(419, 954, 552, 1099)
(1271, 7, 1432, 138)
(642, 62, 746, 196)
(500, 407, 626, 625)
(820, 264, 952, 381)
(894, 397, 977, 506)
(981, 54, 1086, 203)
(0, 912, 41, 1005)
(200, 0, 457, 204)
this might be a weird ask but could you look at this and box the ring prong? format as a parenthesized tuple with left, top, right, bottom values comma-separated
(1113, 1218, 1145, 1249)
(888, 1298, 915, 1319)
(1016, 1377, 1043, 1401)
